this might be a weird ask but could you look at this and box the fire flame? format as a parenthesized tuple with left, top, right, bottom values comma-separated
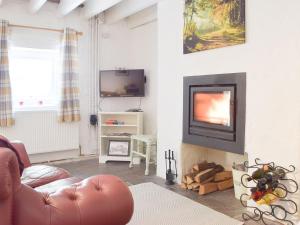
(194, 91, 231, 126)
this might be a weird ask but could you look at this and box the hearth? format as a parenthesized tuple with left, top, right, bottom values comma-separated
(183, 73, 246, 154)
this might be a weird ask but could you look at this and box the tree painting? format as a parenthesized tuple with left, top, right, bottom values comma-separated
(184, 0, 245, 54)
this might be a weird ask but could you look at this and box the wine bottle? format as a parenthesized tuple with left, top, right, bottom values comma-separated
(250, 169, 265, 180)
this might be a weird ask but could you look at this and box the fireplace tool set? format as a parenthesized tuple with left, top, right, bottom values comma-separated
(240, 158, 298, 225)
(165, 149, 178, 185)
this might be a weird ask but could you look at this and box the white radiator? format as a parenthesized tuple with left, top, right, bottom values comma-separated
(0, 111, 79, 155)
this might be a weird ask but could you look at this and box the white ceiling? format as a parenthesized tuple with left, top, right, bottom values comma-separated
(1, 0, 160, 20)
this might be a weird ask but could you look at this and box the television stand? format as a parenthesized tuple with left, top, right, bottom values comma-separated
(98, 111, 143, 164)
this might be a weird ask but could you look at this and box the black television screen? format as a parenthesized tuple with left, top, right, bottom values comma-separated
(100, 69, 145, 97)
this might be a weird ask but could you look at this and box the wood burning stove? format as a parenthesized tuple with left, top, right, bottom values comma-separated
(183, 73, 246, 154)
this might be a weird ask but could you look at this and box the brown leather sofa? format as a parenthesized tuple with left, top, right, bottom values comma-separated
(11, 141, 71, 188)
(0, 147, 134, 225)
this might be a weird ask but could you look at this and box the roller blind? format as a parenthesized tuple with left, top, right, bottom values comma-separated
(9, 28, 60, 49)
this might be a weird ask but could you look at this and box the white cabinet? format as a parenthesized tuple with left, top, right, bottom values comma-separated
(98, 112, 143, 163)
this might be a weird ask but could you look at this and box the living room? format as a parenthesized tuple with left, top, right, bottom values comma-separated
(0, 0, 299, 225)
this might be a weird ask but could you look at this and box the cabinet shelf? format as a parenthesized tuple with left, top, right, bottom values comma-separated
(101, 135, 131, 139)
(98, 112, 143, 164)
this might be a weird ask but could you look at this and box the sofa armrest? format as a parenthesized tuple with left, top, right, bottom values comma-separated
(15, 175, 134, 225)
(10, 141, 31, 168)
(0, 149, 22, 225)
(44, 175, 134, 225)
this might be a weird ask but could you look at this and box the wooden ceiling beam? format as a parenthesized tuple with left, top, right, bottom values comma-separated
(58, 0, 87, 16)
(84, 0, 123, 18)
(29, 0, 48, 13)
(104, 0, 161, 24)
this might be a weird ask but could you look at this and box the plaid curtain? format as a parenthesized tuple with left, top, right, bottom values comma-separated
(0, 20, 14, 127)
(58, 28, 80, 122)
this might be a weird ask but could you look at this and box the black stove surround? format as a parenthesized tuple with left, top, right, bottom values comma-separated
(182, 73, 246, 155)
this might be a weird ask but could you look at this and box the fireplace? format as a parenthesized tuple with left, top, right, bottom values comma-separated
(183, 73, 246, 154)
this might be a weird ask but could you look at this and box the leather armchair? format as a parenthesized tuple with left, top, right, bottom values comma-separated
(10, 141, 71, 188)
(10, 141, 31, 168)
(0, 148, 134, 225)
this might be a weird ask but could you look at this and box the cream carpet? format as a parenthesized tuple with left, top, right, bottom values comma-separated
(128, 182, 244, 225)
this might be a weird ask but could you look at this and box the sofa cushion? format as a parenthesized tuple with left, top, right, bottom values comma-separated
(35, 177, 82, 194)
(21, 165, 70, 188)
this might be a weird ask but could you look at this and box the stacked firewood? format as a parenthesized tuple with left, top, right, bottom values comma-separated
(181, 161, 234, 195)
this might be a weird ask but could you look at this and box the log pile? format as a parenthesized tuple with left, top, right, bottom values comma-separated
(181, 161, 234, 195)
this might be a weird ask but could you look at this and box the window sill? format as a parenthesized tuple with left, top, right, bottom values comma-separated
(13, 106, 57, 113)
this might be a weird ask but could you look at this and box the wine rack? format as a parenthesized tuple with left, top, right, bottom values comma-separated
(240, 158, 298, 225)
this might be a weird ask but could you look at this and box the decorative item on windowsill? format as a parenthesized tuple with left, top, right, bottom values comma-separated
(165, 149, 178, 185)
(240, 158, 298, 225)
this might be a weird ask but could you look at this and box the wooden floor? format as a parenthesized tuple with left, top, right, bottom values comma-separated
(58, 158, 282, 225)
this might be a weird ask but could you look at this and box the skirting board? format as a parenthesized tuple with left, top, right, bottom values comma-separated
(29, 149, 79, 164)
(99, 156, 141, 165)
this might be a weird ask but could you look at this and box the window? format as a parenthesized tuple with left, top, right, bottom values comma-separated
(9, 47, 60, 111)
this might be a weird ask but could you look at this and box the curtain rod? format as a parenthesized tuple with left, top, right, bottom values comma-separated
(9, 24, 83, 36)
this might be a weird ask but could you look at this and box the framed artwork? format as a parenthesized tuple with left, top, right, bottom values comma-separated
(184, 0, 246, 54)
(108, 140, 130, 156)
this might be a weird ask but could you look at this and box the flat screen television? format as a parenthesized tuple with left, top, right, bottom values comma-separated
(100, 69, 145, 97)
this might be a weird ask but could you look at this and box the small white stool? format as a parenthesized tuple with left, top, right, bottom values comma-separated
(129, 135, 156, 175)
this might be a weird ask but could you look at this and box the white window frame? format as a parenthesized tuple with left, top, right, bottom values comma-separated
(9, 47, 60, 112)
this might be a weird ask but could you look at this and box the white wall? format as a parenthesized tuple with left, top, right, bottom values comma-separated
(156, 0, 300, 186)
(0, 1, 158, 159)
(99, 7, 158, 135)
(0, 0, 95, 156)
